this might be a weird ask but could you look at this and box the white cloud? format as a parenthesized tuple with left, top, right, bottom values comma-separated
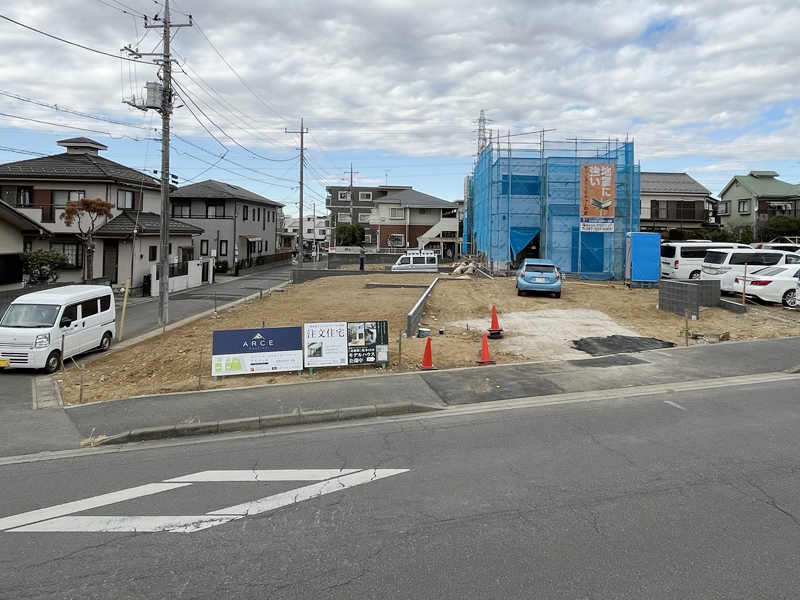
(1, 0, 799, 202)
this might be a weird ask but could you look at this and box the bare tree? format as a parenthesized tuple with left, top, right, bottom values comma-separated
(60, 198, 114, 280)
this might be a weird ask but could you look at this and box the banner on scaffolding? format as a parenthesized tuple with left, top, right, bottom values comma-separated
(580, 164, 616, 232)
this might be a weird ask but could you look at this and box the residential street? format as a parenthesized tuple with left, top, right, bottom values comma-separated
(1, 375, 798, 599)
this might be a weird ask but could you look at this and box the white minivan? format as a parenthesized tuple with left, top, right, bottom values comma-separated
(660, 242, 751, 280)
(0, 285, 116, 374)
(390, 250, 439, 273)
(700, 249, 800, 293)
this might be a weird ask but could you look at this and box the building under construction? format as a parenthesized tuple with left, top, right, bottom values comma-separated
(464, 137, 640, 280)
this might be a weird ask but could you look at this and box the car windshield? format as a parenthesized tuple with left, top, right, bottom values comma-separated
(0, 304, 60, 328)
(525, 264, 555, 273)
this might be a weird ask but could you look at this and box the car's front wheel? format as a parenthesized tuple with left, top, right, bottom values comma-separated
(44, 351, 60, 374)
(554, 291, 561, 298)
(517, 287, 522, 296)
(782, 288, 797, 307)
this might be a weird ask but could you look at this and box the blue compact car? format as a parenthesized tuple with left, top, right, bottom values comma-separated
(516, 258, 562, 298)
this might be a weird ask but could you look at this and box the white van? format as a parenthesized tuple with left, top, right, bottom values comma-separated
(390, 250, 439, 273)
(700, 249, 800, 292)
(660, 242, 751, 280)
(0, 285, 116, 374)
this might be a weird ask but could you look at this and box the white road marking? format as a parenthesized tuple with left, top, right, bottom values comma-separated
(0, 483, 191, 532)
(208, 469, 410, 518)
(10, 515, 239, 533)
(1, 469, 409, 534)
(664, 400, 687, 410)
(165, 469, 360, 482)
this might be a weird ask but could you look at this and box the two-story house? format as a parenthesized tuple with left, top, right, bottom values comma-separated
(0, 137, 200, 285)
(325, 184, 412, 248)
(639, 172, 715, 233)
(716, 171, 800, 236)
(170, 180, 284, 273)
(372, 189, 461, 257)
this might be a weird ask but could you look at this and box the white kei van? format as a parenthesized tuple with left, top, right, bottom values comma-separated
(0, 285, 116, 373)
(700, 249, 800, 292)
(660, 242, 751, 280)
(390, 250, 439, 273)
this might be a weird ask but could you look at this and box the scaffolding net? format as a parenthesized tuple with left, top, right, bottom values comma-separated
(466, 138, 640, 280)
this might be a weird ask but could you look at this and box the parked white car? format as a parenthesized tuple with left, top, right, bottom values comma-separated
(731, 265, 800, 307)
(700, 248, 800, 292)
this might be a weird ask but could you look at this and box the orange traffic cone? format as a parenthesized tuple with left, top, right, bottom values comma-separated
(476, 332, 496, 365)
(487, 305, 504, 339)
(417, 337, 438, 370)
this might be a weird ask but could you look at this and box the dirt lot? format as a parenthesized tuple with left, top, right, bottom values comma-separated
(57, 272, 800, 404)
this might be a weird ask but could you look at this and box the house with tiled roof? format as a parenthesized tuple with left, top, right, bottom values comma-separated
(170, 180, 285, 273)
(324, 184, 461, 256)
(0, 138, 177, 285)
(372, 189, 460, 256)
(639, 172, 715, 233)
(716, 171, 800, 236)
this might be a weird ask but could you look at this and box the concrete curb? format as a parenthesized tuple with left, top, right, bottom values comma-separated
(91, 401, 444, 446)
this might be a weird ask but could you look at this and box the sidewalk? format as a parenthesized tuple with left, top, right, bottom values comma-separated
(35, 335, 800, 451)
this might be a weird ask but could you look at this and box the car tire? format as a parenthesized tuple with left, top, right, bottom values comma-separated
(44, 351, 60, 375)
(517, 287, 522, 296)
(782, 289, 797, 307)
(98, 332, 112, 352)
(554, 291, 561, 298)
(689, 270, 701, 280)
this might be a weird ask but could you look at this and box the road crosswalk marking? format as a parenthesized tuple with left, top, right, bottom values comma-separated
(1, 469, 408, 534)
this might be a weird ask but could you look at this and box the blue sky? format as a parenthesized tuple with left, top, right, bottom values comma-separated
(1, 0, 800, 216)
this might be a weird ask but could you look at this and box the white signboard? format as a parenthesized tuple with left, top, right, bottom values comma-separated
(304, 322, 348, 368)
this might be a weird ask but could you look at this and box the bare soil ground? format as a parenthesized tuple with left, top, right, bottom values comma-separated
(57, 272, 800, 405)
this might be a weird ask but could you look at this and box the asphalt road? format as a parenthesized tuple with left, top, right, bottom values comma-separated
(1, 376, 798, 599)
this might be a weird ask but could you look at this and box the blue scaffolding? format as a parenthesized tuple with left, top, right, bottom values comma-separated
(464, 138, 640, 280)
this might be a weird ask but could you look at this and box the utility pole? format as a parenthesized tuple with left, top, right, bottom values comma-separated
(346, 164, 358, 228)
(285, 119, 307, 264)
(124, 0, 192, 326)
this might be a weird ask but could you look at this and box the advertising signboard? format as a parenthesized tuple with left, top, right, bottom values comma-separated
(346, 321, 390, 365)
(580, 164, 616, 232)
(304, 322, 348, 368)
(212, 326, 303, 376)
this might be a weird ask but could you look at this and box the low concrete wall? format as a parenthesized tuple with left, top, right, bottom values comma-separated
(238, 257, 292, 277)
(327, 252, 400, 269)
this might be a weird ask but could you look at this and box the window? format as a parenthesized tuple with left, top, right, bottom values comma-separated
(389, 207, 404, 219)
(306, 228, 314, 234)
(264, 240, 269, 252)
(388, 233, 405, 247)
(243, 205, 249, 221)
(219, 240, 228, 256)
(651, 200, 667, 219)
(337, 212, 351, 224)
(318, 229, 326, 236)
(53, 190, 84, 207)
(738, 200, 750, 213)
(358, 213, 371, 223)
(149, 246, 157, 261)
(24, 240, 33, 252)
(172, 203, 191, 217)
(1, 185, 33, 206)
(117, 190, 134, 209)
(717, 202, 729, 215)
(50, 242, 82, 267)
(338, 191, 349, 201)
(676, 201, 695, 220)
(100, 295, 112, 312)
(418, 208, 430, 215)
(359, 191, 372, 202)
(258, 240, 263, 253)
(206, 204, 225, 218)
(256, 208, 260, 221)
(62, 303, 79, 323)
(80, 299, 99, 318)
(200, 240, 209, 256)
(500, 174, 541, 196)
(363, 234, 372, 244)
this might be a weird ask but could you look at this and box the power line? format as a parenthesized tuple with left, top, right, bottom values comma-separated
(0, 14, 145, 63)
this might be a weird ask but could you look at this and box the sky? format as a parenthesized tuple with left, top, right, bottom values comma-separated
(1, 0, 799, 217)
